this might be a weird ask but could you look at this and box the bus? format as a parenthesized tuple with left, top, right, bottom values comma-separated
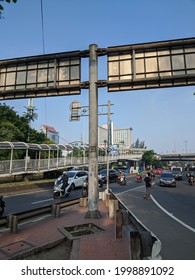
(114, 159, 143, 174)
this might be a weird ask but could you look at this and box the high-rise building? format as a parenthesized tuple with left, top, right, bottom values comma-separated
(113, 127, 133, 148)
(98, 126, 108, 147)
(98, 123, 133, 148)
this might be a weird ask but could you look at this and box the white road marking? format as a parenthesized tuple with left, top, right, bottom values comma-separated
(31, 198, 53, 204)
(4, 189, 50, 198)
(116, 185, 195, 233)
(116, 185, 145, 195)
(151, 195, 195, 233)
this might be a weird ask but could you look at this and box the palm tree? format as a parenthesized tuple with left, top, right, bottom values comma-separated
(23, 99, 38, 141)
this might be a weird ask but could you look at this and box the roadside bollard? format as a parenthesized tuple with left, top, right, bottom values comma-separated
(130, 231, 141, 260)
(79, 197, 87, 207)
(105, 192, 110, 207)
(115, 209, 123, 238)
(8, 215, 18, 233)
(52, 204, 61, 217)
(108, 199, 119, 219)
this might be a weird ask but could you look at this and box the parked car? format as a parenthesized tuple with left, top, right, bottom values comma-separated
(64, 170, 88, 189)
(159, 172, 176, 187)
(171, 167, 183, 180)
(99, 169, 118, 183)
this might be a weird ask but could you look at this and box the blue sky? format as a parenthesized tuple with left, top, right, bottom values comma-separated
(1, 0, 195, 154)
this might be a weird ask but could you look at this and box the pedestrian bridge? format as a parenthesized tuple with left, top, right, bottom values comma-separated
(0, 141, 144, 177)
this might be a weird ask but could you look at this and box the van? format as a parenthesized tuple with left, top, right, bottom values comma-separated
(171, 166, 182, 172)
(171, 167, 183, 180)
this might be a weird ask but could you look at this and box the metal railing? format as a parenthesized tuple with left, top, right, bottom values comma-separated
(0, 192, 162, 260)
(0, 154, 142, 177)
(0, 198, 80, 232)
(109, 191, 162, 260)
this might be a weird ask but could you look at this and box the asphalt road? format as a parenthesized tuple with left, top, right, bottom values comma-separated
(3, 187, 82, 215)
(111, 175, 195, 260)
(2, 174, 195, 259)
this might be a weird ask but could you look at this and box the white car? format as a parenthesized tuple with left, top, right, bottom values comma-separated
(65, 170, 88, 190)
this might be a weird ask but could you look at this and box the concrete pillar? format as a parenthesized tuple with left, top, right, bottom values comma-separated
(115, 209, 123, 238)
(108, 199, 118, 218)
(85, 44, 101, 219)
(130, 231, 141, 260)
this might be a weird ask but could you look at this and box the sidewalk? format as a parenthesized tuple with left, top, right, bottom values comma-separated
(0, 199, 130, 260)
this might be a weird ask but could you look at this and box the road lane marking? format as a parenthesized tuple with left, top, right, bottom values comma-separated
(4, 189, 51, 198)
(115, 185, 145, 195)
(115, 186, 195, 233)
(151, 195, 195, 233)
(31, 198, 53, 204)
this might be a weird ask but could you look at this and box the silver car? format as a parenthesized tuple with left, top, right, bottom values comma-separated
(159, 172, 176, 187)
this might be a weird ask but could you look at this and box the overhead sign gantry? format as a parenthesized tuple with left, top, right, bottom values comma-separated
(0, 51, 82, 99)
(107, 37, 195, 91)
(1, 37, 195, 218)
(1, 37, 195, 100)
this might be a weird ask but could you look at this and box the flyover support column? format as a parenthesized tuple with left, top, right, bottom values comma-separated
(85, 44, 101, 219)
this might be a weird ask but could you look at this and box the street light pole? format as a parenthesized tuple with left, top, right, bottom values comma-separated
(85, 44, 101, 219)
(106, 100, 111, 193)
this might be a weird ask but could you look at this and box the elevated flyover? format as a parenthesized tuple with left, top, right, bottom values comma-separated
(159, 153, 195, 161)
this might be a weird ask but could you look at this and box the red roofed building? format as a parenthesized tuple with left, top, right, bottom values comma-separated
(40, 125, 59, 144)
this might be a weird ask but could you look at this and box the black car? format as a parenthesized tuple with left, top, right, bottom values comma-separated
(99, 169, 118, 183)
(159, 172, 176, 187)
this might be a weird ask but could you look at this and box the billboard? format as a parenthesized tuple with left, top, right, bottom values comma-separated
(107, 37, 195, 91)
(0, 51, 81, 100)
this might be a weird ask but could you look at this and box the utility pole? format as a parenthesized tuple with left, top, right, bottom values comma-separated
(106, 100, 111, 193)
(85, 44, 101, 219)
(184, 140, 188, 154)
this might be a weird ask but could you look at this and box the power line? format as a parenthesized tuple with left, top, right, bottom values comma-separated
(40, 0, 48, 129)
(40, 0, 45, 54)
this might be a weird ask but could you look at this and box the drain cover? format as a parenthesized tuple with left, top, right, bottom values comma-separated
(58, 223, 105, 240)
(0, 241, 33, 257)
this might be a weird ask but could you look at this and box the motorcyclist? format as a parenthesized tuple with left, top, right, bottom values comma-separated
(137, 170, 142, 177)
(82, 177, 88, 197)
(188, 172, 195, 185)
(61, 172, 69, 192)
(137, 169, 142, 179)
(0, 195, 6, 217)
(120, 171, 126, 184)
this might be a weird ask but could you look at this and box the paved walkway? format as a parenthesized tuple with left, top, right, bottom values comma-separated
(0, 199, 130, 260)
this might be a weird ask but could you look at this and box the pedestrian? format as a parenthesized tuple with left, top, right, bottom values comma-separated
(144, 172, 152, 199)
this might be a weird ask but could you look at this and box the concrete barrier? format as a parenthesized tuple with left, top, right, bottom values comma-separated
(107, 190, 162, 260)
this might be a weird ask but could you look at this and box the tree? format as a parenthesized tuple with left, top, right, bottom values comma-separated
(0, 103, 50, 159)
(0, 103, 29, 142)
(0, 0, 17, 19)
(132, 138, 147, 149)
(142, 150, 157, 169)
(23, 104, 38, 141)
(0, 102, 46, 143)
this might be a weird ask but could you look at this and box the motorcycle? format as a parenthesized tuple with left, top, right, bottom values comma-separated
(188, 175, 195, 186)
(118, 174, 126, 185)
(53, 175, 72, 199)
(82, 178, 88, 197)
(136, 174, 142, 183)
(82, 176, 104, 197)
(0, 195, 6, 217)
